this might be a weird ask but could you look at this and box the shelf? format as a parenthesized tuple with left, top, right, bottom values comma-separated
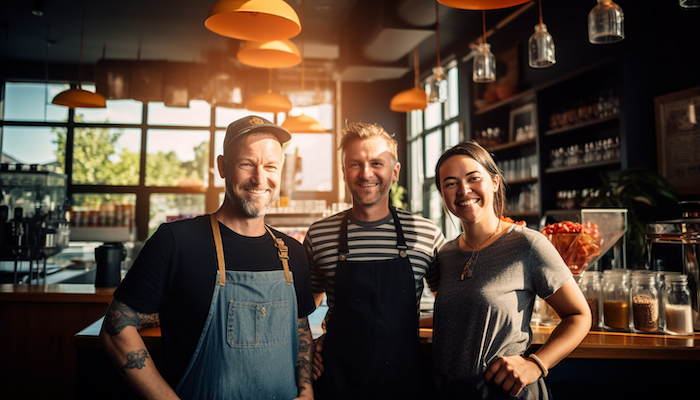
(70, 227, 135, 243)
(486, 138, 537, 152)
(506, 177, 538, 186)
(508, 211, 539, 217)
(544, 114, 619, 137)
(545, 159, 620, 174)
(475, 89, 536, 115)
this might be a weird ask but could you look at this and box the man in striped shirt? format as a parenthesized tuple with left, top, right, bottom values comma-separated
(305, 122, 445, 399)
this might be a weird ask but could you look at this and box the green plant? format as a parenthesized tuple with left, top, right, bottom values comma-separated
(584, 167, 679, 267)
(390, 182, 407, 210)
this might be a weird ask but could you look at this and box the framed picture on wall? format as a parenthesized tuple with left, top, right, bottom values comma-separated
(654, 86, 700, 195)
(509, 103, 537, 142)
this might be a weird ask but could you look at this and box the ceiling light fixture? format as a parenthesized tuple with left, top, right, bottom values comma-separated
(473, 10, 496, 83)
(428, 2, 448, 104)
(437, 0, 530, 10)
(245, 69, 293, 113)
(588, 0, 625, 44)
(528, 0, 556, 68)
(52, 0, 106, 108)
(237, 39, 301, 69)
(205, 0, 301, 42)
(281, 0, 325, 133)
(390, 48, 428, 112)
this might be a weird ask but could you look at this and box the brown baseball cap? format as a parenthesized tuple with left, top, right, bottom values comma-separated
(223, 115, 292, 151)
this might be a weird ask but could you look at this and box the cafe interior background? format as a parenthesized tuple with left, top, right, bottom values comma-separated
(1, 0, 700, 398)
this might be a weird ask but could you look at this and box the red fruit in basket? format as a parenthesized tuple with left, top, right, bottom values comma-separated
(541, 221, 600, 274)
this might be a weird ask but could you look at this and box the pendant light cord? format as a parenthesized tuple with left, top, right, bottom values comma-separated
(301, 0, 306, 94)
(78, 0, 86, 89)
(538, 0, 543, 25)
(482, 10, 487, 45)
(435, 2, 441, 66)
(413, 47, 420, 89)
(268, 68, 273, 93)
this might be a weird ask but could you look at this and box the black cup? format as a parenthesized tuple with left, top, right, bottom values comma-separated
(95, 243, 126, 287)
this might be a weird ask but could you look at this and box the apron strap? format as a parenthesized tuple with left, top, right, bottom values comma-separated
(339, 206, 408, 261)
(265, 225, 292, 285)
(210, 213, 226, 286)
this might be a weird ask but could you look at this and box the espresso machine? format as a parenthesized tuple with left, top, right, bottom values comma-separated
(0, 163, 71, 284)
(647, 201, 700, 331)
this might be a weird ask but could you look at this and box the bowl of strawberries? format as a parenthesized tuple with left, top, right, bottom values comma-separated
(541, 221, 600, 274)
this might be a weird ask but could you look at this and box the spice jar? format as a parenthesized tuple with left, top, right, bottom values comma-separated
(578, 271, 602, 329)
(602, 269, 630, 331)
(631, 272, 659, 333)
(663, 274, 694, 335)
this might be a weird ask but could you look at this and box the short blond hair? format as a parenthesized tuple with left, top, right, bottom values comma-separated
(339, 121, 398, 161)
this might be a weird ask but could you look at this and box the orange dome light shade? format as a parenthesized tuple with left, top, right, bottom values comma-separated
(205, 0, 301, 41)
(246, 92, 293, 113)
(390, 87, 428, 112)
(437, 0, 530, 10)
(390, 48, 427, 113)
(52, 0, 106, 109)
(52, 87, 106, 108)
(281, 114, 326, 133)
(237, 39, 301, 69)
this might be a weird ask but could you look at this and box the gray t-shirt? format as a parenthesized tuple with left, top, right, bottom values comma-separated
(432, 224, 572, 379)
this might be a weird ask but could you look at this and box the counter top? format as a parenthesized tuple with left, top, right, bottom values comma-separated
(0, 283, 115, 303)
(421, 326, 699, 360)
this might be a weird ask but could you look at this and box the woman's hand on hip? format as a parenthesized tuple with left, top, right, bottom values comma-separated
(484, 355, 542, 397)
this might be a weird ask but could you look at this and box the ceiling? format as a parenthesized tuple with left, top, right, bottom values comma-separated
(1, 0, 519, 83)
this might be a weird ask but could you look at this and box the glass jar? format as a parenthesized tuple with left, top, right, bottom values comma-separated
(578, 271, 602, 329)
(663, 274, 694, 335)
(631, 272, 659, 333)
(602, 269, 630, 331)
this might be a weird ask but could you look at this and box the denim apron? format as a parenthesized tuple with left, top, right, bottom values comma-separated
(315, 206, 422, 399)
(175, 214, 299, 399)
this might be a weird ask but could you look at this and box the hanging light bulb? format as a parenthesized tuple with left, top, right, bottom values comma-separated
(245, 69, 293, 113)
(473, 11, 496, 83)
(237, 39, 301, 69)
(588, 0, 624, 44)
(428, 2, 448, 104)
(528, 0, 556, 68)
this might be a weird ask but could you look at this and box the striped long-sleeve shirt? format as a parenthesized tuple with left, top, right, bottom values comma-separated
(304, 208, 445, 322)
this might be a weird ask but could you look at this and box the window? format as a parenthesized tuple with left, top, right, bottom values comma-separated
(407, 60, 461, 240)
(1, 82, 337, 241)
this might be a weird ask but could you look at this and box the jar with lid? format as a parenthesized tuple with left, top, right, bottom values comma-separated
(663, 274, 694, 335)
(602, 269, 630, 331)
(578, 271, 602, 329)
(631, 271, 660, 333)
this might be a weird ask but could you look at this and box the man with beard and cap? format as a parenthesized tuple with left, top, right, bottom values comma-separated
(305, 121, 445, 399)
(99, 115, 316, 400)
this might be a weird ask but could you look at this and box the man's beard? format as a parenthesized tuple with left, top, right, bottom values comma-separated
(228, 187, 279, 218)
(349, 179, 391, 207)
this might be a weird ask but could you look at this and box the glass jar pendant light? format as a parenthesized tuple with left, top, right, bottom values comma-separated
(529, 0, 555, 68)
(588, 0, 624, 44)
(429, 2, 448, 103)
(473, 11, 496, 83)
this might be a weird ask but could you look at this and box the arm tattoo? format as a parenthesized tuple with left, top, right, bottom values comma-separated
(104, 299, 160, 336)
(122, 349, 150, 371)
(296, 317, 313, 389)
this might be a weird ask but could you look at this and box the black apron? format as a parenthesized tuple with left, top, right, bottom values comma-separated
(315, 206, 423, 400)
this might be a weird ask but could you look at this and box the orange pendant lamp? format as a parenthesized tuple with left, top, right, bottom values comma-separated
(205, 0, 301, 41)
(52, 0, 105, 108)
(237, 39, 301, 69)
(281, 0, 325, 133)
(437, 0, 530, 10)
(390, 48, 427, 113)
(245, 70, 293, 113)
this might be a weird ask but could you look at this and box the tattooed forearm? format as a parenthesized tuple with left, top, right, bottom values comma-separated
(122, 349, 150, 371)
(296, 317, 313, 389)
(104, 300, 160, 336)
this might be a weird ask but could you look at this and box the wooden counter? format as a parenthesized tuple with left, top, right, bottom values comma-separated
(0, 284, 115, 400)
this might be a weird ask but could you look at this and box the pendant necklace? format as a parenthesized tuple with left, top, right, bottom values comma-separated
(460, 220, 501, 280)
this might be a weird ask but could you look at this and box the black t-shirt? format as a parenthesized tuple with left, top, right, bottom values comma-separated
(114, 215, 315, 387)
